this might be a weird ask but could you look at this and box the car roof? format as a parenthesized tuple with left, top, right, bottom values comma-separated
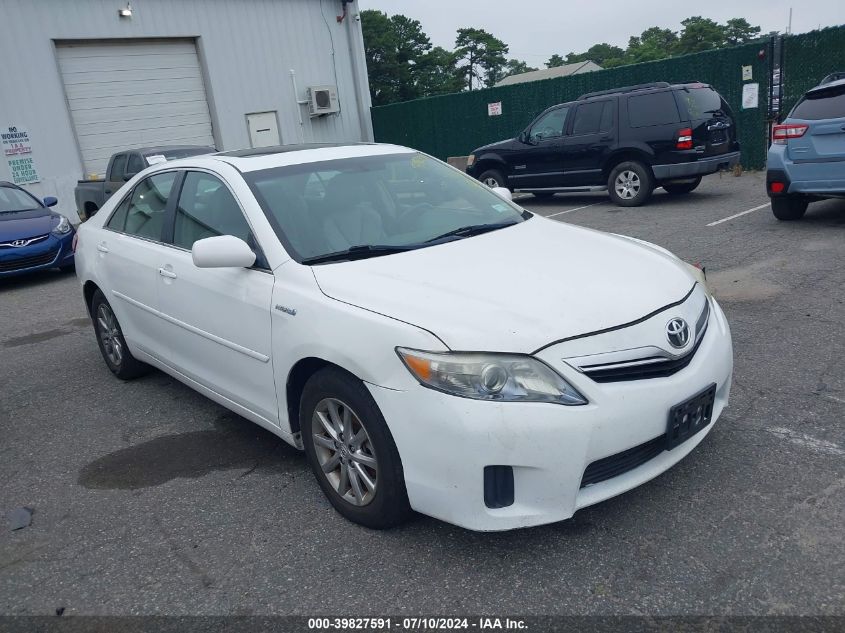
(130, 145, 215, 156)
(808, 77, 845, 93)
(202, 142, 416, 173)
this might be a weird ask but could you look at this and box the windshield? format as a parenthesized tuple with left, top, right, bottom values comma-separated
(244, 152, 528, 263)
(0, 186, 42, 213)
(681, 87, 727, 119)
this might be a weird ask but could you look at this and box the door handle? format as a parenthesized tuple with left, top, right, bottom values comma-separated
(96, 243, 109, 253)
(158, 267, 177, 279)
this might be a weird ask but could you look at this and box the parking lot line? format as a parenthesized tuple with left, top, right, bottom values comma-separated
(547, 202, 603, 218)
(707, 202, 771, 227)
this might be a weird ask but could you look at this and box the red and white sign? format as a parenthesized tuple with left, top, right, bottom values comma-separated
(487, 102, 503, 116)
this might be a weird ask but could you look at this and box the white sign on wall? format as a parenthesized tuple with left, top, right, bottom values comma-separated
(742, 65, 753, 81)
(488, 102, 503, 116)
(2, 125, 39, 184)
(741, 83, 759, 109)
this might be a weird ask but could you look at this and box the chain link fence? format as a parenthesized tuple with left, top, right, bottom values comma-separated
(371, 25, 845, 171)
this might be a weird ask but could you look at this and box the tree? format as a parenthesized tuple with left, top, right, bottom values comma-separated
(723, 18, 762, 45)
(677, 16, 725, 54)
(546, 54, 566, 68)
(502, 59, 537, 79)
(626, 27, 679, 63)
(454, 28, 509, 90)
(415, 46, 465, 97)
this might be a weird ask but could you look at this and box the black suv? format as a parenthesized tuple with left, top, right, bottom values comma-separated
(466, 82, 740, 206)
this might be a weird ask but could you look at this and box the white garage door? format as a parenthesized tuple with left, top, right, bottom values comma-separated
(57, 39, 215, 177)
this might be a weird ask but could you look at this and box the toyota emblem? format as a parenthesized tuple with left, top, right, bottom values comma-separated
(666, 318, 690, 348)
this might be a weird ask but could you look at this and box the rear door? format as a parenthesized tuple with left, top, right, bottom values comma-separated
(560, 100, 615, 185)
(675, 86, 737, 157)
(508, 106, 570, 189)
(96, 171, 178, 358)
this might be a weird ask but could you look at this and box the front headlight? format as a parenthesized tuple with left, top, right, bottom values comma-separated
(397, 348, 587, 405)
(466, 154, 476, 168)
(51, 216, 71, 236)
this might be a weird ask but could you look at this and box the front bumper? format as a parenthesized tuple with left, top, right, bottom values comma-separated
(0, 232, 74, 278)
(653, 151, 740, 180)
(369, 298, 733, 531)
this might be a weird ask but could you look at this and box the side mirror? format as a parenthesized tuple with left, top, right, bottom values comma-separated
(192, 235, 256, 269)
(43, 196, 58, 207)
(492, 187, 512, 202)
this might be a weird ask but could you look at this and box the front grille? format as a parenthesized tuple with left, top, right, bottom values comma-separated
(0, 234, 49, 248)
(580, 300, 710, 383)
(580, 435, 665, 488)
(0, 249, 58, 272)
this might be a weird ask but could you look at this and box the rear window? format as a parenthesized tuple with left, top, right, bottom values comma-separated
(791, 85, 845, 120)
(679, 87, 725, 119)
(627, 91, 680, 127)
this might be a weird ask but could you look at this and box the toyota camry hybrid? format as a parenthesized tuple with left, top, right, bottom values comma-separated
(75, 143, 733, 531)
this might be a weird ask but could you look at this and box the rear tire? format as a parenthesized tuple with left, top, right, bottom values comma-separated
(478, 169, 507, 190)
(771, 197, 808, 221)
(662, 176, 702, 195)
(607, 161, 654, 207)
(300, 367, 412, 529)
(91, 290, 150, 380)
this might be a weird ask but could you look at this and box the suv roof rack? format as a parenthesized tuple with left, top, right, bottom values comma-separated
(578, 82, 671, 100)
(819, 72, 845, 85)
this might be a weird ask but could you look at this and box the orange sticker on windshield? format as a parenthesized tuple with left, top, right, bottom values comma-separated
(410, 155, 426, 169)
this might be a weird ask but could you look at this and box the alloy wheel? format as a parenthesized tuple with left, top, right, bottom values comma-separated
(311, 397, 378, 506)
(96, 303, 123, 366)
(614, 170, 641, 200)
(483, 176, 501, 188)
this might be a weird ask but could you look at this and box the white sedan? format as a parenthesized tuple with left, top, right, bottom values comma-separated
(75, 143, 733, 531)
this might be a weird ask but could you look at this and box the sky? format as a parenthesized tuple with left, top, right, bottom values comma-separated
(357, 0, 845, 65)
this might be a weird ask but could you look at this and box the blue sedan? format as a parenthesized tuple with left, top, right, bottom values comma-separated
(0, 181, 75, 277)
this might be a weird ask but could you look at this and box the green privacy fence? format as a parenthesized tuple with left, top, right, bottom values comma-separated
(782, 25, 845, 114)
(372, 25, 845, 171)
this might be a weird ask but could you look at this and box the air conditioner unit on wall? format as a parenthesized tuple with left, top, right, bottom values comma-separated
(307, 85, 340, 116)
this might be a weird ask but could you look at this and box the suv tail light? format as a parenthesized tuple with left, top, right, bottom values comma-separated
(676, 128, 693, 150)
(772, 124, 808, 144)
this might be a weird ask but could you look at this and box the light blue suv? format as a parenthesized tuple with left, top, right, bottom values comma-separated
(767, 75, 845, 220)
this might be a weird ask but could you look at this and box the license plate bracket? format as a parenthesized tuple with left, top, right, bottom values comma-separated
(666, 383, 716, 450)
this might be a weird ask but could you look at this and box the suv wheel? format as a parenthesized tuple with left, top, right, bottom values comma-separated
(662, 176, 702, 195)
(91, 290, 149, 380)
(478, 169, 507, 190)
(301, 367, 412, 529)
(608, 161, 654, 207)
(771, 197, 808, 221)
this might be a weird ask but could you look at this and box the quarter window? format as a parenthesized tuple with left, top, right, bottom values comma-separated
(173, 172, 254, 249)
(106, 195, 131, 231)
(123, 172, 177, 240)
(627, 92, 681, 127)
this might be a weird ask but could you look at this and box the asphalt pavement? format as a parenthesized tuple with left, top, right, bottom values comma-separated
(1, 171, 843, 616)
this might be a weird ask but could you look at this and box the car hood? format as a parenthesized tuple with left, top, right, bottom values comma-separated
(473, 138, 517, 154)
(312, 217, 697, 353)
(0, 209, 56, 241)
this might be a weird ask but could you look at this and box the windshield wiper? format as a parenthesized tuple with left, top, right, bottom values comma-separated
(301, 244, 418, 265)
(425, 221, 519, 243)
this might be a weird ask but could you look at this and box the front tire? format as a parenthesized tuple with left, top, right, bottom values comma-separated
(662, 176, 702, 195)
(301, 367, 412, 529)
(91, 290, 149, 380)
(478, 168, 507, 190)
(771, 196, 808, 221)
(608, 161, 654, 207)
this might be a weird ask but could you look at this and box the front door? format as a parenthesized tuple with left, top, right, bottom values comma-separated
(508, 106, 570, 189)
(156, 170, 278, 425)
